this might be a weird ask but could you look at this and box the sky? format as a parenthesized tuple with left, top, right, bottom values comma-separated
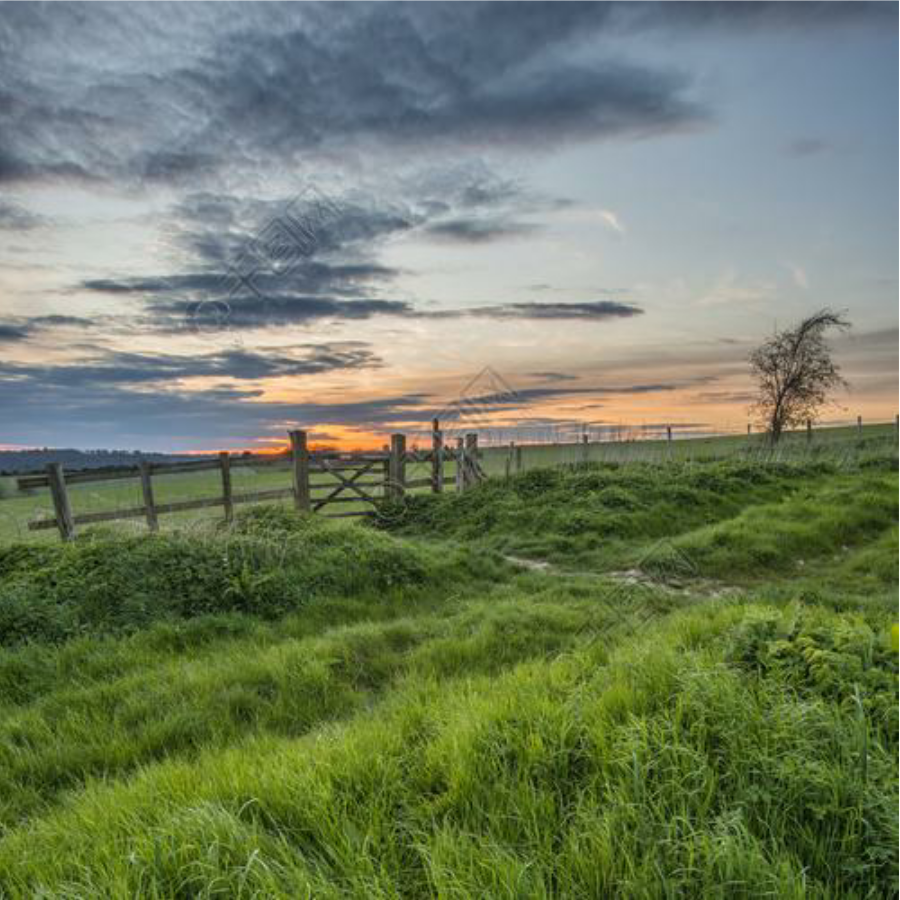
(0, 1, 897, 452)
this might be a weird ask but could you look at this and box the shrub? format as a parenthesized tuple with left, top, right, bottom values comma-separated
(0, 513, 464, 647)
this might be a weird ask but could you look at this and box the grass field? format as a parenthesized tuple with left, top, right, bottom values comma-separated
(0, 428, 896, 897)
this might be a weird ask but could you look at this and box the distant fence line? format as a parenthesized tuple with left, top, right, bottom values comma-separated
(405, 413, 899, 448)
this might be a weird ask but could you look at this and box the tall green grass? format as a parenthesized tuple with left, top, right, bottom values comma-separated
(0, 507, 505, 647)
(648, 468, 897, 581)
(0, 457, 895, 897)
(380, 458, 806, 549)
(378, 456, 897, 579)
(0, 601, 894, 897)
(0, 576, 658, 830)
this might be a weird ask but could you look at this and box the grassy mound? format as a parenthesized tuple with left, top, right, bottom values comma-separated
(376, 460, 820, 553)
(378, 459, 898, 581)
(648, 469, 898, 581)
(0, 507, 502, 648)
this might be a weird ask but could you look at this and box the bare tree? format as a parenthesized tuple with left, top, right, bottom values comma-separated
(749, 308, 850, 442)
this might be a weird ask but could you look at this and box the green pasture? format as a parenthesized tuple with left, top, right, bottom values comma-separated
(0, 444, 896, 896)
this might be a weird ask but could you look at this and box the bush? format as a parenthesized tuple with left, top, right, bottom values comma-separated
(0, 511, 465, 647)
(727, 604, 899, 737)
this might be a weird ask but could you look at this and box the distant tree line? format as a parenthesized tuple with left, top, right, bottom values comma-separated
(0, 448, 198, 476)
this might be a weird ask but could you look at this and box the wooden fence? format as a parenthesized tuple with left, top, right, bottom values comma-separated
(18, 414, 895, 542)
(21, 420, 485, 542)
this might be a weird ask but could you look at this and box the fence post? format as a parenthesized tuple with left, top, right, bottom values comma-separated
(581, 429, 589, 464)
(219, 451, 233, 523)
(389, 433, 406, 500)
(465, 433, 478, 488)
(431, 418, 443, 494)
(806, 420, 812, 444)
(515, 444, 523, 474)
(747, 423, 751, 437)
(139, 460, 159, 532)
(46, 463, 75, 542)
(455, 437, 465, 492)
(290, 430, 311, 512)
(667, 425, 673, 443)
(856, 415, 863, 439)
(506, 441, 514, 479)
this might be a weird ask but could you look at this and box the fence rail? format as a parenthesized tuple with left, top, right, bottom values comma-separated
(24, 419, 483, 542)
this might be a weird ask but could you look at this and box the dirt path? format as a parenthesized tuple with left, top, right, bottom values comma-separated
(502, 554, 740, 598)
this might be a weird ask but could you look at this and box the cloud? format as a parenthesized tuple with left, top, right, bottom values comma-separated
(0, 367, 436, 449)
(696, 271, 776, 307)
(154, 296, 646, 333)
(423, 217, 540, 244)
(2, 2, 890, 190)
(0, 323, 31, 343)
(165, 191, 415, 271)
(66, 164, 637, 339)
(0, 360, 678, 450)
(148, 297, 415, 332)
(0, 4, 707, 188)
(598, 209, 626, 235)
(0, 199, 45, 230)
(695, 390, 757, 404)
(785, 137, 830, 157)
(0, 343, 382, 390)
(75, 174, 550, 326)
(0, 0, 897, 182)
(0, 315, 101, 343)
(529, 372, 579, 382)
(465, 301, 643, 321)
(85, 262, 398, 302)
(622, 2, 895, 34)
(784, 262, 809, 290)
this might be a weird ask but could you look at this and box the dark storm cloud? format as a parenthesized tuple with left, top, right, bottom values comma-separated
(151, 296, 645, 330)
(77, 186, 411, 327)
(0, 3, 707, 187)
(0, 343, 382, 388)
(65, 168, 587, 336)
(165, 192, 415, 269)
(149, 296, 414, 331)
(1, 2, 890, 188)
(60, 155, 572, 339)
(84, 262, 398, 301)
